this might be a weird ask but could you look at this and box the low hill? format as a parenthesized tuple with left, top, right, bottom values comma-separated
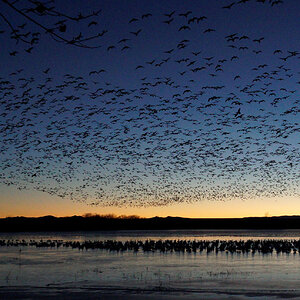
(1, 215, 300, 231)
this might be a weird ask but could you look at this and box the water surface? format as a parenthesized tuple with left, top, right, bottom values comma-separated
(1, 230, 300, 298)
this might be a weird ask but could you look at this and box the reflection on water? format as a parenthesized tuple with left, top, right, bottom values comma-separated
(1, 230, 300, 293)
(1, 229, 300, 242)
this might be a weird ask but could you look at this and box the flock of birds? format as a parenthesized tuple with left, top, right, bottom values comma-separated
(1, 238, 300, 254)
(0, 0, 286, 53)
(0, 0, 299, 207)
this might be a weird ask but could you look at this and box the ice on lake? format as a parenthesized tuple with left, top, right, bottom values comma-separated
(1, 230, 300, 298)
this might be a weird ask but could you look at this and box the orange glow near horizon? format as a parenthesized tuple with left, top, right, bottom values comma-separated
(1, 184, 299, 219)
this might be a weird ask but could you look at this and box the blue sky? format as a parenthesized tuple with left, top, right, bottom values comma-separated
(0, 0, 299, 216)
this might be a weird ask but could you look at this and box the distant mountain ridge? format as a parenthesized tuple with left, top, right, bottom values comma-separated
(1, 215, 300, 232)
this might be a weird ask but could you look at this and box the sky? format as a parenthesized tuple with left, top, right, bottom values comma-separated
(0, 0, 299, 218)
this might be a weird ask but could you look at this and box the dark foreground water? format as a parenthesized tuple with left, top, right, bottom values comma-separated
(1, 230, 300, 299)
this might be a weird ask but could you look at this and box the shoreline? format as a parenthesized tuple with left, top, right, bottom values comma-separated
(1, 286, 300, 299)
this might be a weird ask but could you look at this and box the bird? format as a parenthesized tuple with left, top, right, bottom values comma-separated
(129, 18, 139, 23)
(179, 11, 192, 18)
(179, 25, 191, 31)
(25, 47, 33, 53)
(164, 11, 176, 18)
(222, 2, 235, 9)
(130, 29, 142, 36)
(192, 51, 201, 56)
(163, 18, 174, 24)
(234, 108, 242, 117)
(88, 21, 97, 27)
(118, 38, 130, 43)
(142, 13, 152, 19)
(253, 37, 264, 43)
(204, 28, 215, 33)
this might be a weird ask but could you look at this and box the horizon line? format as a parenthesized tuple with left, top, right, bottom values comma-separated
(2, 213, 300, 219)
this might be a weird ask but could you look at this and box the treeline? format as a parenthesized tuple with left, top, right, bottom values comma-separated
(82, 213, 142, 219)
(1, 215, 300, 232)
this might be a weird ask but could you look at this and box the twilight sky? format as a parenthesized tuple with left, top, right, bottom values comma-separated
(0, 0, 299, 217)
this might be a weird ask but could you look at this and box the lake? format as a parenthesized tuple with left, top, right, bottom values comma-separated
(1, 230, 300, 299)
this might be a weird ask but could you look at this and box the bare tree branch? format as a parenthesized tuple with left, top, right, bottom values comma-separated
(0, 12, 30, 44)
(1, 0, 102, 49)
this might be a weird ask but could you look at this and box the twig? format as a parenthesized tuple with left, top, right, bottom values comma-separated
(1, 0, 100, 48)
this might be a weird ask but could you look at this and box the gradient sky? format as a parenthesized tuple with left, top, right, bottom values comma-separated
(0, 0, 299, 218)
